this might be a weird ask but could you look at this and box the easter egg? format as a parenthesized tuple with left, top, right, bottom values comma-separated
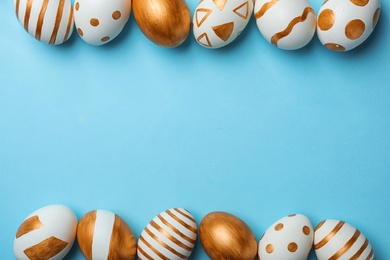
(13, 0, 74, 44)
(77, 210, 137, 260)
(254, 0, 316, 50)
(132, 0, 191, 48)
(317, 0, 381, 51)
(192, 0, 254, 49)
(314, 219, 374, 260)
(200, 211, 257, 260)
(73, 0, 131, 45)
(137, 208, 197, 260)
(14, 204, 77, 260)
(258, 214, 314, 260)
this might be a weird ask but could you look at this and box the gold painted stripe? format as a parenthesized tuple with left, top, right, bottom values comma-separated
(314, 221, 345, 250)
(49, 0, 65, 44)
(350, 238, 369, 260)
(329, 229, 361, 260)
(139, 235, 170, 260)
(366, 248, 374, 260)
(150, 220, 192, 251)
(254, 0, 278, 20)
(157, 215, 196, 244)
(24, 0, 34, 31)
(108, 215, 137, 259)
(76, 210, 96, 260)
(63, 6, 73, 42)
(271, 7, 314, 47)
(145, 227, 187, 259)
(24, 236, 68, 260)
(15, 0, 21, 19)
(173, 208, 196, 224)
(35, 0, 49, 41)
(137, 245, 154, 260)
(16, 215, 43, 238)
(166, 210, 197, 234)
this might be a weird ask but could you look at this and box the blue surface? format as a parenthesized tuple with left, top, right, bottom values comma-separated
(1, 0, 390, 259)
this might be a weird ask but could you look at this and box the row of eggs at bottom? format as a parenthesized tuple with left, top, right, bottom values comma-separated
(14, 204, 374, 260)
(13, 0, 381, 51)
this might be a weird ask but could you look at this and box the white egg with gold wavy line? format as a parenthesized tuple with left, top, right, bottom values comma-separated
(137, 208, 197, 260)
(317, 0, 381, 52)
(14, 204, 77, 260)
(314, 219, 374, 260)
(254, 0, 316, 50)
(13, 0, 74, 44)
(193, 0, 254, 49)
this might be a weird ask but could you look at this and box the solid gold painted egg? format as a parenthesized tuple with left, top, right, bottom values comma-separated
(200, 211, 258, 260)
(132, 0, 191, 48)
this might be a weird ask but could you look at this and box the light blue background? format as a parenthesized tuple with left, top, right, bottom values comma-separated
(1, 0, 389, 259)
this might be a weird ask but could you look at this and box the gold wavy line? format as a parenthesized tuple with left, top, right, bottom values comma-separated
(137, 245, 154, 260)
(150, 220, 192, 251)
(63, 6, 73, 42)
(271, 7, 314, 47)
(35, 0, 49, 41)
(174, 208, 195, 223)
(157, 214, 196, 244)
(329, 229, 361, 260)
(139, 235, 169, 260)
(350, 238, 369, 259)
(145, 227, 187, 259)
(314, 221, 345, 250)
(254, 0, 278, 20)
(166, 209, 197, 234)
(49, 0, 65, 44)
(366, 248, 374, 259)
(24, 0, 34, 31)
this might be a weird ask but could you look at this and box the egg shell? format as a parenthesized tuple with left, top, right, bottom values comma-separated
(314, 219, 374, 260)
(317, 0, 381, 52)
(254, 0, 316, 50)
(258, 214, 313, 260)
(193, 0, 254, 49)
(13, 0, 74, 45)
(200, 211, 257, 260)
(137, 208, 197, 260)
(14, 204, 77, 260)
(77, 210, 136, 260)
(73, 0, 131, 45)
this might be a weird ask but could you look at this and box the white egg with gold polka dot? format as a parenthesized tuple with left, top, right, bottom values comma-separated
(193, 0, 254, 49)
(73, 0, 131, 45)
(317, 0, 381, 52)
(258, 214, 314, 260)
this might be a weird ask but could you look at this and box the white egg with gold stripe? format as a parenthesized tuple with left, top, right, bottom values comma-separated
(13, 0, 74, 44)
(77, 210, 137, 260)
(14, 204, 77, 260)
(137, 208, 198, 260)
(314, 219, 374, 260)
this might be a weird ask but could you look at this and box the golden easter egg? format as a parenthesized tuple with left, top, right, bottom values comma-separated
(132, 0, 191, 48)
(200, 211, 258, 260)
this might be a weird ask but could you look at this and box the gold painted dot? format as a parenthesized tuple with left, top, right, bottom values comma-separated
(288, 242, 298, 252)
(325, 43, 346, 52)
(318, 9, 335, 31)
(345, 19, 365, 40)
(266, 244, 274, 254)
(112, 10, 121, 20)
(75, 2, 80, 11)
(373, 8, 381, 29)
(101, 36, 110, 42)
(350, 0, 369, 6)
(303, 226, 310, 236)
(77, 28, 84, 36)
(274, 223, 284, 231)
(90, 18, 100, 27)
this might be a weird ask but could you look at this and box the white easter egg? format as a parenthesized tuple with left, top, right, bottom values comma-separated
(258, 214, 314, 260)
(13, 0, 74, 44)
(317, 0, 381, 51)
(314, 219, 374, 260)
(193, 0, 254, 49)
(77, 210, 137, 260)
(137, 208, 197, 260)
(254, 0, 316, 50)
(73, 0, 131, 45)
(14, 204, 77, 260)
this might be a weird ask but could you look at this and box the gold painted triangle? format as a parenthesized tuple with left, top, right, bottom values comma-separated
(212, 22, 234, 41)
(197, 33, 212, 47)
(233, 2, 249, 19)
(196, 8, 212, 27)
(213, 0, 227, 11)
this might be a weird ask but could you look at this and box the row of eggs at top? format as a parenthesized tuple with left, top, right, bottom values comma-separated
(14, 204, 374, 260)
(13, 0, 381, 51)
